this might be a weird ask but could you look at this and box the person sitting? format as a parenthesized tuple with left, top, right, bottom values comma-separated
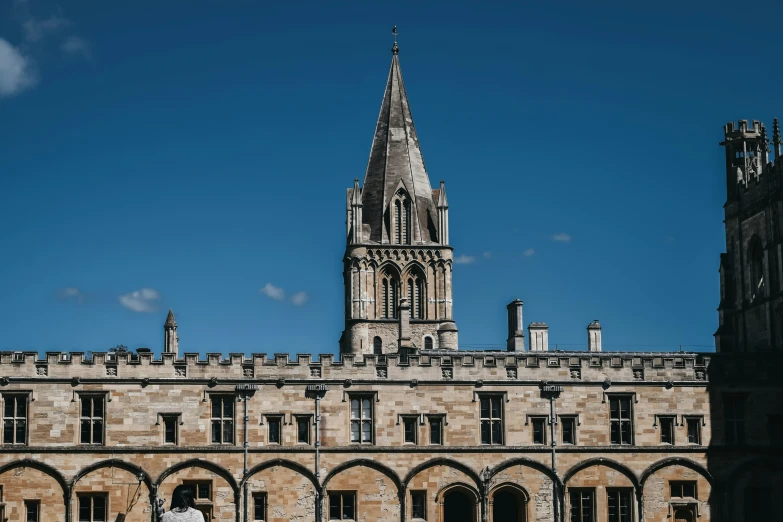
(160, 485, 205, 522)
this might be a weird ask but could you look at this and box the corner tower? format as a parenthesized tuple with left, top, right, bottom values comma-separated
(716, 119, 783, 352)
(340, 42, 457, 355)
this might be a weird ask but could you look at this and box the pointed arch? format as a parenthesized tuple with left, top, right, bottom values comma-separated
(155, 458, 239, 493)
(0, 458, 68, 495)
(379, 263, 401, 319)
(321, 458, 402, 492)
(563, 457, 639, 489)
(392, 188, 412, 245)
(490, 456, 562, 489)
(240, 458, 318, 490)
(403, 457, 482, 490)
(73, 458, 153, 491)
(639, 457, 713, 487)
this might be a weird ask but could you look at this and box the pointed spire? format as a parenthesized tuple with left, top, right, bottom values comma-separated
(391, 26, 399, 55)
(351, 178, 362, 206)
(165, 308, 177, 327)
(437, 180, 448, 208)
(774, 118, 781, 161)
(361, 44, 438, 243)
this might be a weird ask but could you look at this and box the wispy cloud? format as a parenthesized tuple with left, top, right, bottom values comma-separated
(291, 291, 309, 306)
(552, 233, 572, 243)
(119, 288, 161, 313)
(61, 36, 89, 58)
(482, 252, 492, 259)
(58, 287, 85, 303)
(454, 254, 476, 265)
(23, 16, 70, 42)
(0, 39, 37, 97)
(260, 283, 285, 301)
(523, 248, 535, 257)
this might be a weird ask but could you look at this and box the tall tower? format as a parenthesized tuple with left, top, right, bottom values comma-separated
(164, 308, 179, 357)
(340, 41, 458, 355)
(716, 119, 783, 352)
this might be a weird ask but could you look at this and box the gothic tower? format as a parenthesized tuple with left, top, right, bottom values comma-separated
(716, 119, 783, 352)
(340, 43, 458, 355)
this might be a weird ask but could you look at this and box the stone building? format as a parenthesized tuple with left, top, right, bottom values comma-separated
(0, 43, 780, 522)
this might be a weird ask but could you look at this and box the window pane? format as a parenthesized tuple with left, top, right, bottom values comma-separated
(430, 420, 441, 444)
(81, 400, 91, 418)
(269, 420, 280, 443)
(533, 419, 544, 444)
(212, 420, 221, 443)
(15, 419, 25, 443)
(4, 398, 13, 417)
(26, 501, 37, 522)
(361, 399, 371, 419)
(491, 420, 501, 444)
(298, 419, 308, 443)
(92, 420, 102, 444)
(480, 420, 490, 444)
(661, 418, 673, 444)
(93, 496, 106, 522)
(254, 494, 265, 520)
(165, 419, 176, 443)
(351, 400, 359, 419)
(562, 419, 574, 444)
(329, 494, 340, 519)
(4, 419, 13, 443)
(92, 399, 103, 418)
(362, 421, 371, 442)
(491, 397, 501, 418)
(687, 419, 699, 444)
(683, 482, 695, 498)
(223, 420, 233, 443)
(80, 420, 91, 444)
(198, 483, 210, 499)
(412, 492, 424, 518)
(223, 398, 233, 418)
(350, 421, 359, 442)
(610, 421, 619, 444)
(404, 419, 416, 443)
(480, 398, 489, 418)
(78, 497, 90, 522)
(620, 421, 631, 444)
(609, 398, 618, 419)
(16, 398, 25, 418)
(212, 399, 221, 418)
(343, 493, 355, 519)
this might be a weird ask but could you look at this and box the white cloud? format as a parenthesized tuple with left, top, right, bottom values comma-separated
(260, 283, 285, 301)
(552, 233, 572, 243)
(482, 252, 492, 259)
(23, 16, 71, 42)
(119, 288, 161, 313)
(58, 287, 85, 303)
(61, 36, 89, 58)
(291, 291, 309, 306)
(523, 248, 535, 257)
(454, 254, 476, 265)
(0, 39, 37, 97)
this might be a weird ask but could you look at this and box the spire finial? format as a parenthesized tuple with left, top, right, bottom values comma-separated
(391, 26, 399, 55)
(774, 118, 781, 161)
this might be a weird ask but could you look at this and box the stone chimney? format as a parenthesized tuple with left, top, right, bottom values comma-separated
(528, 323, 549, 351)
(506, 299, 525, 351)
(587, 320, 602, 352)
(399, 298, 411, 349)
(164, 309, 179, 358)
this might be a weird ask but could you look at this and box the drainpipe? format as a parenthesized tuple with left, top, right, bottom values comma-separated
(306, 384, 329, 522)
(235, 384, 258, 522)
(541, 383, 563, 522)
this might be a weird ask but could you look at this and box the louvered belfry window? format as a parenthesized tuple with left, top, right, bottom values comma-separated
(381, 275, 397, 319)
(393, 191, 411, 244)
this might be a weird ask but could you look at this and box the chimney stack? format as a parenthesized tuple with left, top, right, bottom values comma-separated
(506, 299, 525, 351)
(528, 323, 549, 351)
(587, 320, 602, 352)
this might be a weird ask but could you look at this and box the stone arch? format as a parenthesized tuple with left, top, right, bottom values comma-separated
(0, 459, 68, 522)
(72, 459, 153, 522)
(488, 483, 529, 522)
(563, 457, 640, 489)
(488, 482, 529, 502)
(403, 458, 482, 490)
(0, 458, 68, 494)
(436, 482, 481, 522)
(155, 458, 238, 492)
(323, 459, 401, 522)
(322, 458, 401, 492)
(491, 456, 562, 489)
(640, 457, 713, 488)
(73, 458, 152, 491)
(156, 459, 239, 522)
(241, 459, 318, 522)
(240, 459, 318, 491)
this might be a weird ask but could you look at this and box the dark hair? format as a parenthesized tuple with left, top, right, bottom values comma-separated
(171, 484, 195, 510)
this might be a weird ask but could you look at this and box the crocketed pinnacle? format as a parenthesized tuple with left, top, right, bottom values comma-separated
(165, 308, 177, 327)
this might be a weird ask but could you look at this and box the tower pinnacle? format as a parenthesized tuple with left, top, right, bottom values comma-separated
(392, 26, 399, 55)
(163, 309, 179, 357)
(774, 118, 781, 161)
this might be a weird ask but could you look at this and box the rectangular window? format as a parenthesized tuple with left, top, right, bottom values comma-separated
(531, 417, 546, 445)
(403, 417, 417, 444)
(429, 417, 443, 445)
(329, 492, 356, 520)
(670, 481, 697, 499)
(211, 396, 234, 444)
(267, 417, 282, 445)
(607, 489, 632, 522)
(659, 416, 675, 445)
(78, 494, 107, 522)
(162, 415, 178, 445)
(609, 396, 633, 445)
(3, 393, 28, 445)
(561, 417, 576, 445)
(296, 416, 310, 444)
(350, 396, 373, 444)
(768, 414, 783, 445)
(686, 417, 702, 445)
(479, 395, 503, 445)
(569, 489, 594, 522)
(724, 395, 745, 444)
(80, 396, 104, 445)
(25, 500, 40, 522)
(253, 492, 267, 521)
(411, 491, 426, 519)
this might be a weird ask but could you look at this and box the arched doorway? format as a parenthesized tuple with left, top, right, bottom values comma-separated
(674, 507, 694, 522)
(491, 485, 527, 522)
(444, 488, 474, 522)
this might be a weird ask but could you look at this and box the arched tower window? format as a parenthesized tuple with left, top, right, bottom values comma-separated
(405, 268, 426, 319)
(749, 237, 764, 300)
(373, 336, 382, 355)
(381, 268, 398, 319)
(424, 336, 433, 350)
(393, 190, 411, 244)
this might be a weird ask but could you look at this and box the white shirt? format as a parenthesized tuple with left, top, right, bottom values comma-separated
(160, 508, 206, 522)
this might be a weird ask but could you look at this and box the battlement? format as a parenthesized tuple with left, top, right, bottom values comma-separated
(723, 119, 764, 141)
(0, 349, 712, 383)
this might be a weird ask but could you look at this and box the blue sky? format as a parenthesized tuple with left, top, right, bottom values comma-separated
(1, 0, 781, 357)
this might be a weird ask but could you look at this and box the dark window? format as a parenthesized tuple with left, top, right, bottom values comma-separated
(25, 500, 39, 522)
(211, 396, 234, 444)
(373, 337, 382, 355)
(724, 395, 745, 444)
(686, 417, 701, 445)
(531, 417, 546, 444)
(350, 397, 373, 444)
(268, 417, 282, 444)
(480, 396, 503, 445)
(607, 489, 632, 522)
(80, 396, 104, 445)
(429, 417, 443, 445)
(162, 415, 178, 445)
(296, 416, 310, 444)
(659, 416, 675, 445)
(403, 417, 417, 444)
(329, 492, 356, 520)
(768, 415, 783, 445)
(569, 489, 594, 522)
(78, 494, 107, 522)
(3, 394, 27, 445)
(609, 396, 633, 445)
(411, 491, 426, 519)
(424, 336, 433, 350)
(561, 417, 576, 445)
(253, 492, 267, 521)
(670, 481, 697, 498)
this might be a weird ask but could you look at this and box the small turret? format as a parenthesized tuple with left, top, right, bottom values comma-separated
(720, 120, 767, 199)
(164, 309, 179, 358)
(348, 178, 363, 244)
(587, 320, 602, 352)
